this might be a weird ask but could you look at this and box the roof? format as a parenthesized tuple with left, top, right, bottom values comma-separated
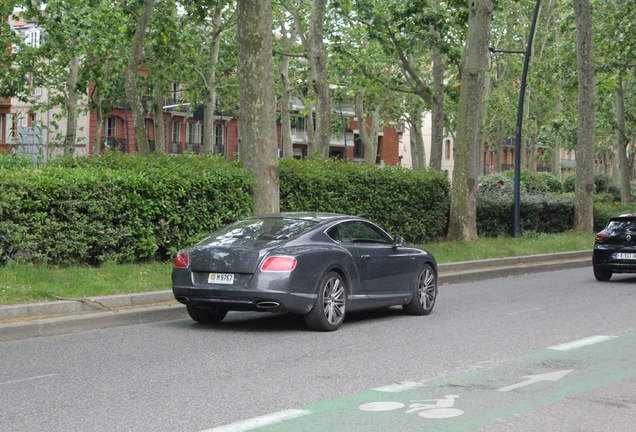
(251, 212, 353, 222)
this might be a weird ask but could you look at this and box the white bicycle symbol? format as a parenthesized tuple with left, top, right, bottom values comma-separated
(359, 394, 464, 419)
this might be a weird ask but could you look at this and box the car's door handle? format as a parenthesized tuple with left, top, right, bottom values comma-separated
(360, 254, 371, 259)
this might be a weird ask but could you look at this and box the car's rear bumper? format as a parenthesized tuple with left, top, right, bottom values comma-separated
(172, 286, 316, 314)
(593, 248, 636, 273)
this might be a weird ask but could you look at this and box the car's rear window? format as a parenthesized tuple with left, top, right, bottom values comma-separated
(201, 218, 318, 244)
(607, 219, 636, 230)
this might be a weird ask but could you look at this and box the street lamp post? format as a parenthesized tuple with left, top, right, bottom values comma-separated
(489, 0, 541, 238)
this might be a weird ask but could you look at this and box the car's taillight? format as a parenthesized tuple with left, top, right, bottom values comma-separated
(261, 256, 297, 272)
(595, 233, 611, 242)
(174, 252, 189, 268)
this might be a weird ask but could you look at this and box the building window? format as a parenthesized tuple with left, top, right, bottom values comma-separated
(17, 112, 27, 127)
(187, 122, 201, 144)
(28, 112, 37, 127)
(105, 116, 116, 136)
(353, 133, 364, 159)
(445, 139, 451, 159)
(27, 29, 40, 47)
(171, 82, 180, 104)
(172, 121, 181, 143)
(215, 124, 223, 148)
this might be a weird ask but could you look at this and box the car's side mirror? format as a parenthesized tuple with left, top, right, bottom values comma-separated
(393, 236, 405, 249)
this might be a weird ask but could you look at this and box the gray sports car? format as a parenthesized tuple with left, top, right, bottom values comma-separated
(172, 212, 438, 331)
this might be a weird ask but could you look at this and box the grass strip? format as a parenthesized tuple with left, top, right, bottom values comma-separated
(0, 232, 595, 306)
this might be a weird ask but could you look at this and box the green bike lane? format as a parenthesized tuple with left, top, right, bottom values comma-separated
(207, 332, 636, 432)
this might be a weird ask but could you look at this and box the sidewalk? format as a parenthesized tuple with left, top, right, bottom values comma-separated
(0, 250, 592, 342)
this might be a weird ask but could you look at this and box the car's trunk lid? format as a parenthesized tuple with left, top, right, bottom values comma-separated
(189, 238, 283, 273)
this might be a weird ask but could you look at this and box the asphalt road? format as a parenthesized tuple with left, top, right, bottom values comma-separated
(2, 267, 636, 432)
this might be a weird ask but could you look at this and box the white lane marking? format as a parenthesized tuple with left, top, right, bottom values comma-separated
(360, 401, 406, 411)
(496, 370, 572, 392)
(200, 409, 312, 432)
(373, 381, 424, 393)
(547, 335, 616, 351)
(0, 374, 58, 386)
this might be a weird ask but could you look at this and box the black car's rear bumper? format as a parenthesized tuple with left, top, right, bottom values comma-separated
(593, 247, 636, 273)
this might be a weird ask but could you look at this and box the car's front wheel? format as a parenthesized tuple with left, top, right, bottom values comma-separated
(593, 267, 613, 282)
(304, 271, 347, 331)
(186, 305, 228, 324)
(403, 264, 437, 315)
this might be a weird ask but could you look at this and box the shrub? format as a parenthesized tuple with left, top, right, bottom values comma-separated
(476, 194, 574, 237)
(593, 202, 636, 231)
(0, 153, 35, 169)
(0, 154, 253, 265)
(279, 158, 450, 243)
(563, 173, 576, 193)
(540, 172, 563, 194)
(479, 169, 550, 195)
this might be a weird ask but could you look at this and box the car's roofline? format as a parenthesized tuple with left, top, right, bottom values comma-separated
(249, 212, 357, 223)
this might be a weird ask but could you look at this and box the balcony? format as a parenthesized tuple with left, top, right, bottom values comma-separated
(102, 136, 131, 153)
(170, 141, 183, 154)
(186, 142, 201, 154)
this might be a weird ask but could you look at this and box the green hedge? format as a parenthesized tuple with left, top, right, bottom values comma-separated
(0, 153, 253, 265)
(593, 202, 636, 231)
(476, 194, 574, 237)
(279, 158, 450, 243)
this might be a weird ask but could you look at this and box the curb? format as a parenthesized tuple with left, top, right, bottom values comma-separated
(0, 251, 593, 342)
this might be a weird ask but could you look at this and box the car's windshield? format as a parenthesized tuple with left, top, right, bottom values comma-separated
(199, 218, 318, 246)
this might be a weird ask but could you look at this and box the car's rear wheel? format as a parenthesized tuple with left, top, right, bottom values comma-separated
(304, 271, 347, 331)
(403, 264, 437, 315)
(186, 305, 228, 324)
(593, 267, 613, 282)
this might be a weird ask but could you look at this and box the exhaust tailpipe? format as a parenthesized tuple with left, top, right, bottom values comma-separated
(256, 301, 281, 309)
(175, 296, 190, 304)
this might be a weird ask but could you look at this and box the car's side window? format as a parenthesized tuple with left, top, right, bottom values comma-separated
(342, 221, 389, 245)
(327, 224, 353, 244)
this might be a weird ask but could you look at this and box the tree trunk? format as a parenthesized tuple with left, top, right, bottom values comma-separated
(615, 75, 631, 203)
(572, 0, 595, 233)
(528, 120, 538, 172)
(203, 10, 223, 154)
(278, 12, 296, 158)
(552, 91, 562, 179)
(408, 104, 426, 170)
(355, 87, 389, 165)
(447, 0, 492, 242)
(429, 0, 444, 171)
(152, 84, 166, 152)
(64, 55, 79, 156)
(308, 0, 330, 159)
(237, 0, 279, 214)
(495, 121, 503, 173)
(305, 102, 315, 150)
(124, 0, 154, 156)
(92, 87, 103, 156)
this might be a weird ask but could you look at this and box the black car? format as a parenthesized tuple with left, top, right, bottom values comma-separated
(172, 212, 438, 331)
(592, 213, 636, 281)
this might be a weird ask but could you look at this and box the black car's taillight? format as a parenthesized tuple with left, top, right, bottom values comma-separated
(595, 233, 611, 242)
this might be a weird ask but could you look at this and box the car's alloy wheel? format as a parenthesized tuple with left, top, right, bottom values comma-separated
(403, 264, 437, 315)
(593, 267, 613, 282)
(304, 271, 347, 331)
(186, 305, 228, 324)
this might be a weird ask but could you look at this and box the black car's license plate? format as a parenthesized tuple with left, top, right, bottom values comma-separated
(208, 273, 235, 284)
(614, 252, 636, 260)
